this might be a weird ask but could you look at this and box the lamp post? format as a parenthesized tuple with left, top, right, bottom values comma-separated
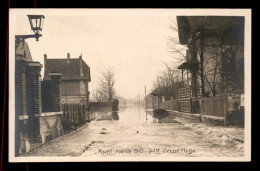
(15, 15, 45, 48)
(15, 14, 45, 156)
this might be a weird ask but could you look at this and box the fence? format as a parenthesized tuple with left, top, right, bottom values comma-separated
(201, 96, 225, 122)
(62, 103, 88, 131)
(158, 100, 179, 111)
(88, 102, 113, 120)
(89, 102, 111, 110)
(178, 86, 192, 113)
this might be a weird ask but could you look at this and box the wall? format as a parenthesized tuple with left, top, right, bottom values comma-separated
(201, 96, 225, 117)
(60, 80, 89, 105)
(15, 60, 27, 155)
(88, 102, 113, 120)
(89, 102, 112, 111)
(15, 43, 65, 155)
(35, 112, 63, 144)
(199, 34, 244, 97)
(42, 73, 62, 112)
(15, 60, 43, 155)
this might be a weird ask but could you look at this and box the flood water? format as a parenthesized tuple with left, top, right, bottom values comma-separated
(117, 106, 177, 124)
(80, 105, 244, 158)
(26, 105, 244, 158)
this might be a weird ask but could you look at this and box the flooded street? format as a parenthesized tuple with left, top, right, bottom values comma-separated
(81, 106, 243, 158)
(26, 106, 243, 158)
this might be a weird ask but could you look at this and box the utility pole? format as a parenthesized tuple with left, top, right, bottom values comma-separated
(138, 93, 140, 119)
(145, 86, 147, 109)
(145, 86, 147, 123)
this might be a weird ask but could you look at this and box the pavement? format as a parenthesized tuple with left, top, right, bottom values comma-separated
(167, 110, 244, 149)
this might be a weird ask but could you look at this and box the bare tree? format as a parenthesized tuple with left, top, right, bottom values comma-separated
(92, 89, 108, 102)
(152, 62, 182, 100)
(199, 45, 222, 97)
(95, 67, 116, 103)
(167, 19, 188, 64)
(163, 62, 182, 99)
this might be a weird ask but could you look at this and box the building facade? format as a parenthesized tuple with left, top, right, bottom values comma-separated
(176, 16, 245, 119)
(43, 53, 91, 107)
(177, 16, 244, 97)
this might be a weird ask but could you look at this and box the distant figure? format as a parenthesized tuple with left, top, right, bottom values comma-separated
(112, 99, 119, 111)
(112, 99, 119, 120)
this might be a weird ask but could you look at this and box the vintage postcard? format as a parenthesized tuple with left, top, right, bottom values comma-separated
(8, 8, 251, 162)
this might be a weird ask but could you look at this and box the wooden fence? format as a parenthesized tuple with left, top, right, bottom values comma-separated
(62, 103, 88, 131)
(89, 102, 111, 112)
(201, 96, 225, 120)
(178, 86, 192, 113)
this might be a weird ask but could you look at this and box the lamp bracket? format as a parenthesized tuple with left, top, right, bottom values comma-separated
(15, 33, 42, 41)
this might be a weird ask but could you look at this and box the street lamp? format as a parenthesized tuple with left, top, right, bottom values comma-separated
(15, 15, 45, 43)
(15, 15, 45, 156)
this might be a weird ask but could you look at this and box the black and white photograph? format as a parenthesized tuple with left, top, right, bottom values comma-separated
(8, 9, 251, 162)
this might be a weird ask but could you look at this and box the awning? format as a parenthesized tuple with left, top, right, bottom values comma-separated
(177, 61, 199, 70)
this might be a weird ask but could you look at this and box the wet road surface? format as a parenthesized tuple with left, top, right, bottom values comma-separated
(26, 106, 244, 158)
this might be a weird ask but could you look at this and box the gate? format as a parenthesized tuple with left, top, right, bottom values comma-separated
(178, 86, 192, 113)
(62, 103, 88, 132)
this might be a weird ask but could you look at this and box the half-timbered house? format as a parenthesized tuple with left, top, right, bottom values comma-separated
(43, 53, 91, 106)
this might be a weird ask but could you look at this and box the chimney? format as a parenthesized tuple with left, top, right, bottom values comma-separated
(44, 54, 47, 60)
(67, 53, 70, 63)
(44, 54, 47, 71)
(79, 54, 84, 77)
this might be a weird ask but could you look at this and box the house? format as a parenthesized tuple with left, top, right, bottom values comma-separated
(43, 53, 91, 107)
(146, 86, 179, 110)
(176, 16, 245, 121)
(150, 86, 172, 102)
(177, 16, 244, 97)
(146, 86, 168, 109)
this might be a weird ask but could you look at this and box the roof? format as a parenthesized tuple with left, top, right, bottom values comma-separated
(150, 86, 170, 97)
(43, 57, 91, 81)
(15, 40, 33, 61)
(177, 16, 245, 45)
(177, 61, 199, 70)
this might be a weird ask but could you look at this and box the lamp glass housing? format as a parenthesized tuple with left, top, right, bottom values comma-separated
(27, 15, 45, 34)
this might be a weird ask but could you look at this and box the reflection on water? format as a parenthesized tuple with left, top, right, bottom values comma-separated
(94, 111, 119, 121)
(111, 111, 119, 120)
(119, 105, 128, 112)
(91, 105, 177, 124)
(146, 110, 177, 123)
(112, 105, 177, 124)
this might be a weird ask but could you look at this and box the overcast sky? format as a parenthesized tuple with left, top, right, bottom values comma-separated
(12, 9, 183, 100)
